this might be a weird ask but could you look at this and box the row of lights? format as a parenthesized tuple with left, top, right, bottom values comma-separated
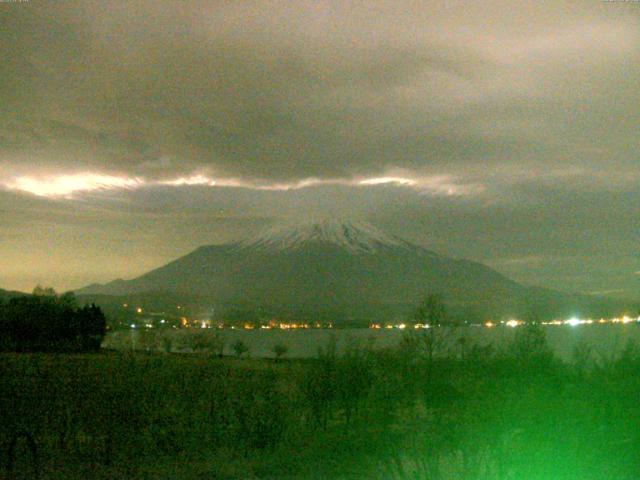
(368, 316, 640, 330)
(489, 316, 640, 328)
(189, 321, 333, 330)
(370, 323, 430, 330)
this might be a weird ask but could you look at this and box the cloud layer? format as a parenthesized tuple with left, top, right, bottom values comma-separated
(2, 1, 638, 185)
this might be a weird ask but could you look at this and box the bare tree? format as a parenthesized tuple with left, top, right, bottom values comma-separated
(413, 293, 448, 361)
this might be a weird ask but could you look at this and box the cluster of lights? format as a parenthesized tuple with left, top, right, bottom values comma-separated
(370, 323, 432, 330)
(610, 316, 637, 324)
(126, 307, 639, 330)
(258, 322, 330, 330)
(366, 316, 640, 331)
(498, 316, 640, 328)
(173, 320, 333, 330)
(269, 323, 308, 330)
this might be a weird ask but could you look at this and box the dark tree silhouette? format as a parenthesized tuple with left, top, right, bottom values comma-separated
(0, 290, 106, 352)
(413, 293, 449, 361)
(272, 342, 289, 362)
(232, 339, 249, 358)
(414, 293, 447, 327)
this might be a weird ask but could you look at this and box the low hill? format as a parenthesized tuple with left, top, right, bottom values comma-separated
(0, 288, 27, 302)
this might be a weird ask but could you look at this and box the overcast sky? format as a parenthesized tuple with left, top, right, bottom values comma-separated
(0, 1, 638, 298)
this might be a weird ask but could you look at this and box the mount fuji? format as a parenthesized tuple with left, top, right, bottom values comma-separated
(76, 220, 626, 323)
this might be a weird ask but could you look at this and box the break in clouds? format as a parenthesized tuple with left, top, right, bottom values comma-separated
(0, 1, 638, 296)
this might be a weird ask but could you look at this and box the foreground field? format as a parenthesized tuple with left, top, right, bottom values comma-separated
(1, 328, 640, 479)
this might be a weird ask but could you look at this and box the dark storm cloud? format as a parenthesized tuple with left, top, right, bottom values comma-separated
(1, 1, 638, 184)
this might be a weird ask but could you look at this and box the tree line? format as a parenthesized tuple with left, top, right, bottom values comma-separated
(0, 287, 106, 352)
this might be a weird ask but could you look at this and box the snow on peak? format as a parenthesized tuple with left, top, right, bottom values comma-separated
(236, 219, 415, 254)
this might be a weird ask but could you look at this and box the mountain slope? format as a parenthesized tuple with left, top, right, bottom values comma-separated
(77, 220, 630, 322)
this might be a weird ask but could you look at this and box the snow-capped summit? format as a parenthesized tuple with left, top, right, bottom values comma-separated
(75, 217, 619, 324)
(236, 219, 413, 254)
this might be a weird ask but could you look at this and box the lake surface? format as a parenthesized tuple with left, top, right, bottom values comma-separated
(103, 324, 640, 362)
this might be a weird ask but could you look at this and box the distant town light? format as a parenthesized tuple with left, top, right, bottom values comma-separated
(565, 318, 581, 327)
(505, 320, 520, 328)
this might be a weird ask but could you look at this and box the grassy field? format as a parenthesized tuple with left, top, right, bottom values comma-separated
(1, 327, 640, 479)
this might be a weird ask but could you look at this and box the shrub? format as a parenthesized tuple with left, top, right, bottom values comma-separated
(232, 339, 249, 358)
(272, 343, 289, 361)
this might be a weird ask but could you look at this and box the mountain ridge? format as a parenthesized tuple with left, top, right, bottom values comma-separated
(76, 221, 632, 322)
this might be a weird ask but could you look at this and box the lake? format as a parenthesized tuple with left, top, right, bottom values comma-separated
(103, 323, 640, 362)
